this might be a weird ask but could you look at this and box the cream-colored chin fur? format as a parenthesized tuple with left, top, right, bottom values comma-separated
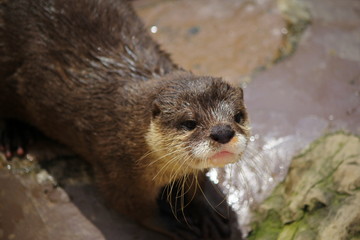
(144, 122, 196, 184)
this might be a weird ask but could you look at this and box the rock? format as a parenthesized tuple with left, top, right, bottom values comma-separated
(0, 164, 106, 240)
(248, 132, 360, 240)
(134, 0, 287, 84)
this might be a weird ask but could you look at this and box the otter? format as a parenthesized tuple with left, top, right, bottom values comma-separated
(0, 0, 249, 239)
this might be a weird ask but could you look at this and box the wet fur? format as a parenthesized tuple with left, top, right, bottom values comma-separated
(0, 0, 247, 238)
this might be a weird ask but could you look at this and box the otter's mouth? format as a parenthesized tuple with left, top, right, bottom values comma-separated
(208, 150, 238, 167)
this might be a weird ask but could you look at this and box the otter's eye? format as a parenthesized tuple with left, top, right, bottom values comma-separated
(180, 120, 197, 131)
(234, 112, 244, 124)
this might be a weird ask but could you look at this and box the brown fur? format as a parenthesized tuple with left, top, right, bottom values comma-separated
(0, 0, 248, 238)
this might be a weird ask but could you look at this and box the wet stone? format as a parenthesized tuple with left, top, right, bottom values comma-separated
(248, 133, 360, 240)
(134, 0, 286, 84)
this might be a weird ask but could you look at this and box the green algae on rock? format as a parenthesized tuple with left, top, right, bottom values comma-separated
(275, 0, 311, 62)
(248, 132, 360, 240)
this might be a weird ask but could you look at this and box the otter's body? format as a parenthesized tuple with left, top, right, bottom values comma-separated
(0, 0, 249, 238)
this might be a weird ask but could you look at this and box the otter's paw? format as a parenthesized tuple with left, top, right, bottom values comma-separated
(157, 213, 203, 240)
(158, 199, 239, 239)
(161, 208, 239, 240)
(167, 224, 202, 240)
(186, 204, 235, 240)
(183, 184, 242, 239)
(0, 120, 35, 160)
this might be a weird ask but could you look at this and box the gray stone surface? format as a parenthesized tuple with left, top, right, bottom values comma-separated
(134, 0, 286, 84)
(0, 169, 105, 240)
(208, 0, 360, 234)
(242, 0, 360, 195)
(0, 158, 165, 240)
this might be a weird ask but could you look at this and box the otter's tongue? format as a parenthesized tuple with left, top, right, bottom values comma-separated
(209, 151, 235, 167)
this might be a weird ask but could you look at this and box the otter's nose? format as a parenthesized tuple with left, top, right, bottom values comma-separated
(210, 125, 235, 144)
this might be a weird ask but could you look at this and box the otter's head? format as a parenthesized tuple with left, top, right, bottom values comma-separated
(145, 73, 249, 176)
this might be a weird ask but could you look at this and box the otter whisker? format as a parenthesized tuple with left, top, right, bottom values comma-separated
(151, 149, 187, 181)
(209, 178, 230, 211)
(152, 157, 177, 181)
(182, 173, 197, 209)
(179, 173, 192, 228)
(151, 144, 193, 177)
(165, 154, 194, 222)
(167, 160, 190, 221)
(162, 168, 182, 221)
(244, 144, 271, 176)
(136, 139, 189, 166)
(174, 155, 192, 198)
(144, 147, 185, 167)
(176, 172, 193, 199)
(237, 162, 255, 207)
(146, 144, 193, 168)
(166, 152, 190, 200)
(135, 148, 166, 166)
(195, 173, 227, 219)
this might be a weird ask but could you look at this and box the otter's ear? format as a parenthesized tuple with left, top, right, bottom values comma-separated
(151, 101, 161, 118)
